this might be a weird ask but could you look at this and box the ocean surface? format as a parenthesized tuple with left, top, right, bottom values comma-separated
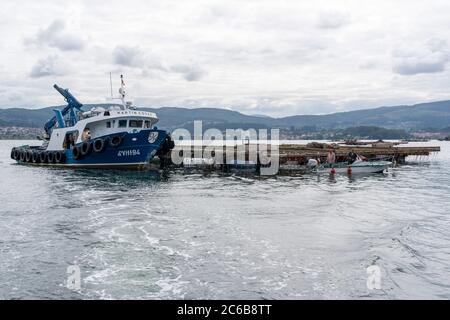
(0, 140, 449, 299)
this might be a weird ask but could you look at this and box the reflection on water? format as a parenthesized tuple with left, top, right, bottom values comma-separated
(0, 140, 449, 299)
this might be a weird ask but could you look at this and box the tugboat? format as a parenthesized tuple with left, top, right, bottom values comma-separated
(10, 76, 175, 169)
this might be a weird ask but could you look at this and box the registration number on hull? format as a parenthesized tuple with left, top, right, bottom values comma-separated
(117, 149, 141, 157)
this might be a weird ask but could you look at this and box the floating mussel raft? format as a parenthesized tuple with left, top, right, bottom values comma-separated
(170, 141, 441, 174)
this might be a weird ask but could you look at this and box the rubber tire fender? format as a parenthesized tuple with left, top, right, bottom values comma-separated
(72, 146, 82, 160)
(55, 151, 66, 163)
(13, 149, 20, 160)
(47, 151, 55, 163)
(109, 135, 123, 148)
(25, 150, 33, 162)
(32, 151, 41, 163)
(80, 141, 92, 156)
(40, 151, 48, 163)
(93, 138, 106, 153)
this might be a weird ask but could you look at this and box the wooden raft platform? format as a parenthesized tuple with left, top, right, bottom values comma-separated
(169, 143, 441, 166)
(278, 144, 441, 164)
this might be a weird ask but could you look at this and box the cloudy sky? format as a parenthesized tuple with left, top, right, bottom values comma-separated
(1, 0, 450, 116)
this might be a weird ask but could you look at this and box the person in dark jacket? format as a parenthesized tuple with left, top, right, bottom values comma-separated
(348, 150, 358, 164)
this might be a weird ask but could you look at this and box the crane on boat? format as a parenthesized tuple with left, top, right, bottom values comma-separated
(44, 85, 83, 135)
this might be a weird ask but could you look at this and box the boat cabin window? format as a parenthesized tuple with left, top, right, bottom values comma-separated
(106, 121, 111, 128)
(129, 120, 143, 128)
(144, 120, 151, 128)
(118, 120, 127, 128)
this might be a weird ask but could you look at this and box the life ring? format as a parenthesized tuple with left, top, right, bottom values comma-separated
(109, 135, 123, 148)
(39, 151, 48, 163)
(25, 150, 33, 162)
(32, 151, 40, 163)
(72, 146, 82, 160)
(47, 151, 55, 163)
(93, 138, 106, 153)
(55, 151, 66, 163)
(80, 141, 92, 156)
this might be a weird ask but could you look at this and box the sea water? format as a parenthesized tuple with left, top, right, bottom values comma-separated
(0, 140, 449, 299)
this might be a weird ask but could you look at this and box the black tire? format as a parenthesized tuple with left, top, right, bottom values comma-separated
(40, 151, 48, 163)
(80, 141, 92, 156)
(93, 138, 106, 153)
(25, 150, 33, 162)
(20, 150, 26, 162)
(32, 151, 40, 163)
(55, 151, 66, 163)
(109, 135, 123, 148)
(158, 137, 175, 155)
(13, 149, 20, 160)
(163, 137, 175, 150)
(47, 151, 55, 163)
(168, 138, 175, 149)
(10, 148, 15, 160)
(72, 146, 82, 160)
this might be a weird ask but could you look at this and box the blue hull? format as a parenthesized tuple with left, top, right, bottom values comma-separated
(13, 129, 172, 169)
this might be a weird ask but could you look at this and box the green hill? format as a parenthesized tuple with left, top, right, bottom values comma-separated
(1, 100, 449, 131)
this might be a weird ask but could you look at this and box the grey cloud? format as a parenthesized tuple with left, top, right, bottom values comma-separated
(170, 64, 206, 81)
(113, 46, 205, 81)
(392, 41, 450, 75)
(393, 58, 447, 75)
(30, 55, 69, 78)
(316, 11, 350, 29)
(113, 46, 147, 68)
(0, 90, 30, 108)
(113, 46, 166, 71)
(25, 20, 85, 51)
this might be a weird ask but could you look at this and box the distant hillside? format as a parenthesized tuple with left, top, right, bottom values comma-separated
(0, 100, 450, 131)
(277, 101, 450, 129)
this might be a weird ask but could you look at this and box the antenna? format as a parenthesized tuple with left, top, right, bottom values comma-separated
(109, 72, 113, 98)
(107, 73, 130, 110)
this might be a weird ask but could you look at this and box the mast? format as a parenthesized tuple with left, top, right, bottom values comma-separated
(109, 74, 133, 110)
(109, 72, 113, 98)
(119, 74, 126, 109)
